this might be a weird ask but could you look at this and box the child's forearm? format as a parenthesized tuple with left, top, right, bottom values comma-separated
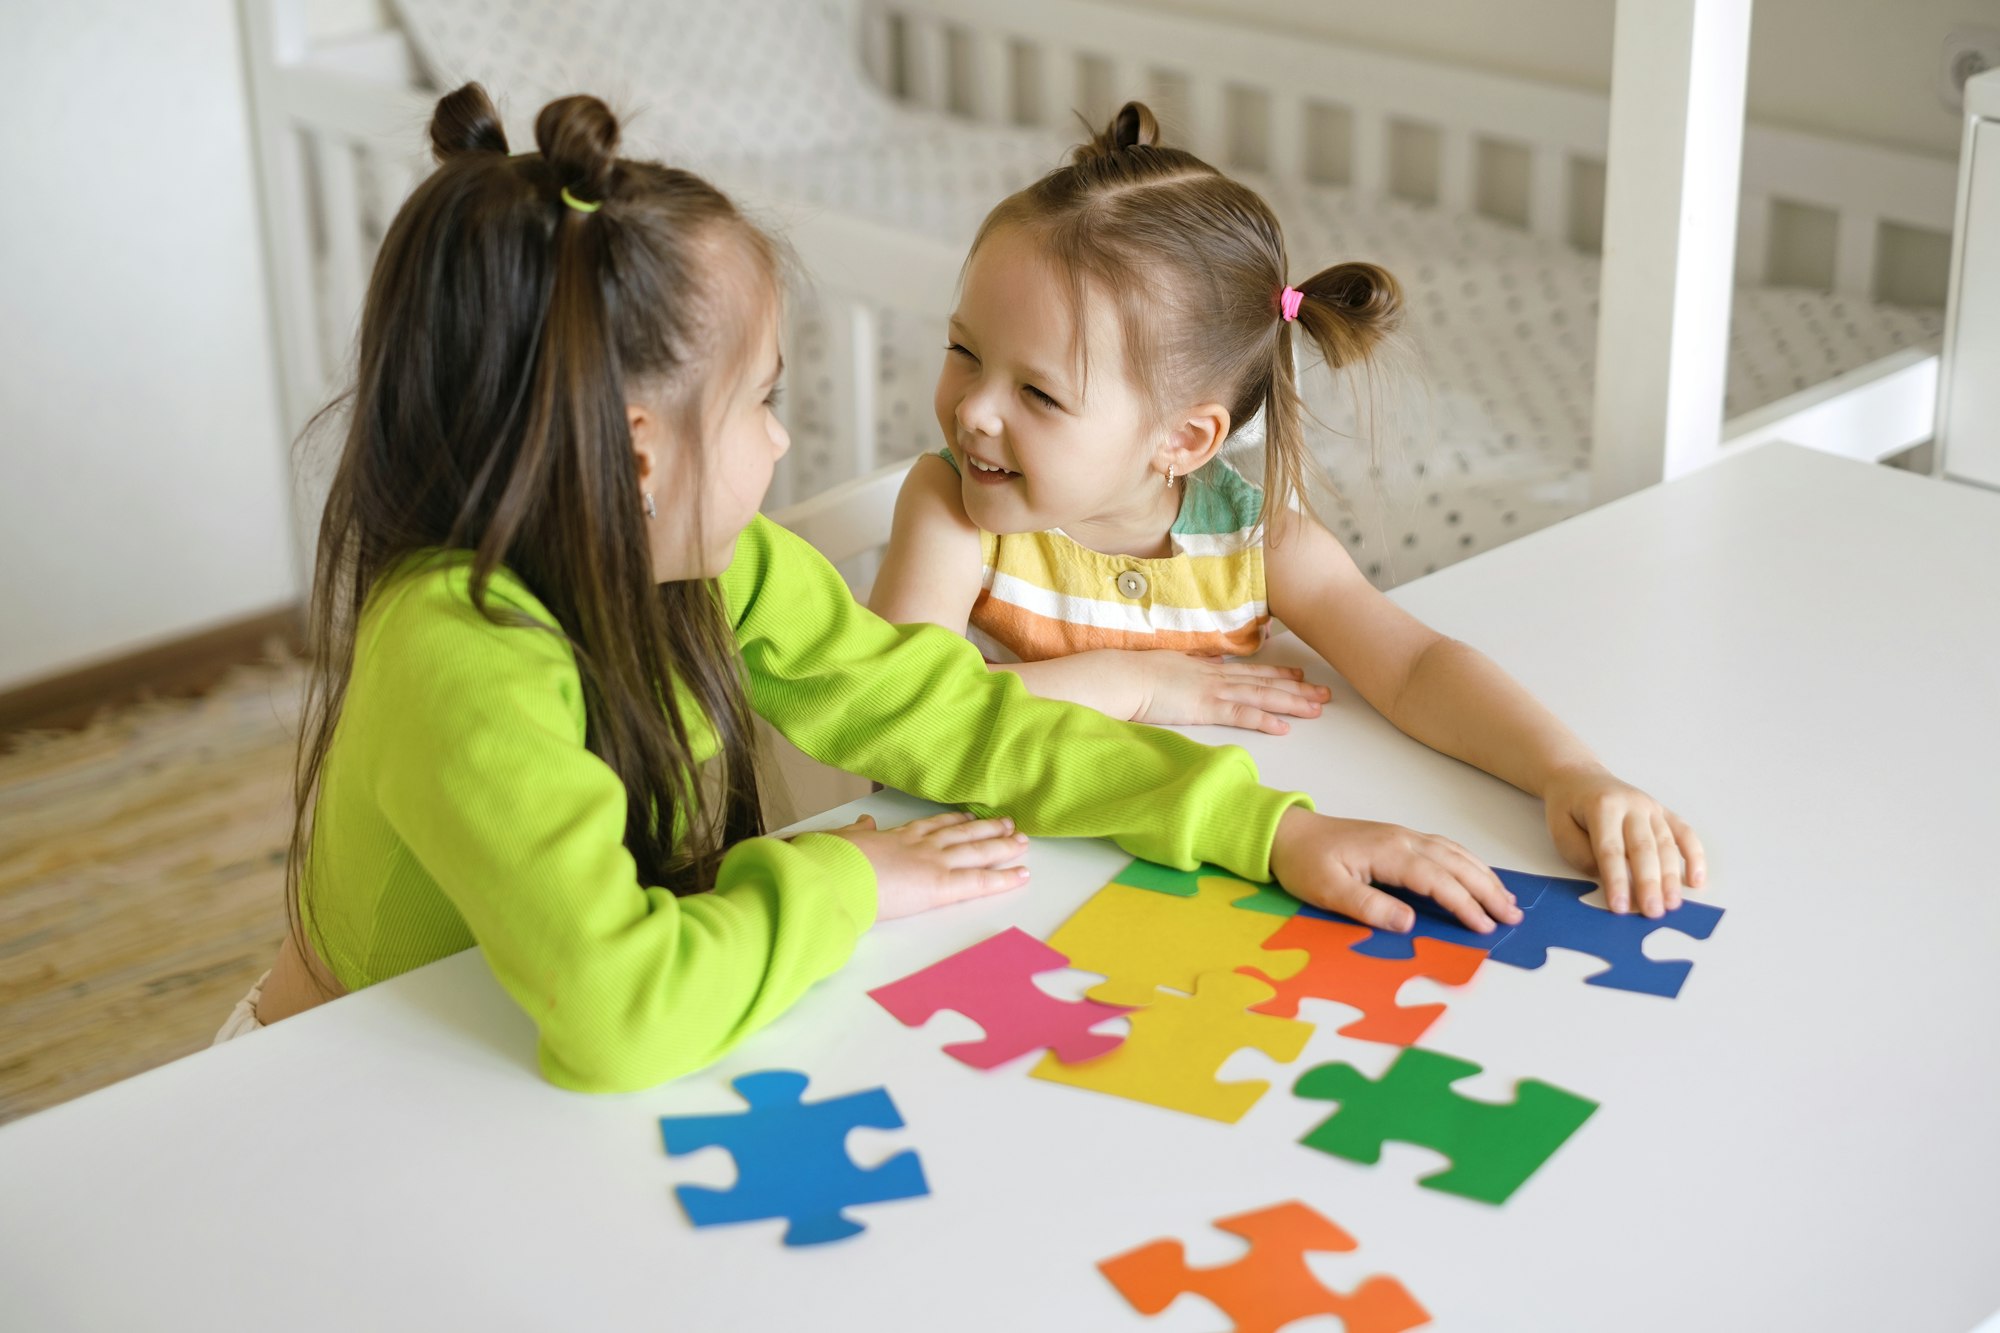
(1385, 639, 1604, 797)
(995, 653, 1141, 721)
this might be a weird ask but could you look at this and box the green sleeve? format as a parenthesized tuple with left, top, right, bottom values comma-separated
(360, 571, 879, 1094)
(724, 515, 1312, 877)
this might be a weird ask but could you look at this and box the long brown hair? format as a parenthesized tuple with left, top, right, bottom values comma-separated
(971, 100, 1404, 531)
(288, 85, 772, 983)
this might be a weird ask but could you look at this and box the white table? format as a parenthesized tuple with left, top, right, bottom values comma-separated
(4, 444, 1998, 1331)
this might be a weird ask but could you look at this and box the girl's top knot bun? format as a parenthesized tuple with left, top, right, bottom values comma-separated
(429, 83, 509, 162)
(535, 94, 621, 206)
(1074, 101, 1162, 163)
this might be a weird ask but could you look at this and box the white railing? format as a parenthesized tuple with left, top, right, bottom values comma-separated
(240, 0, 1960, 567)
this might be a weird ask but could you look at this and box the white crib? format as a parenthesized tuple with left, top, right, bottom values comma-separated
(241, 0, 1960, 587)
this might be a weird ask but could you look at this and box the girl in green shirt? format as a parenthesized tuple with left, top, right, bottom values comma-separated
(248, 85, 1518, 1093)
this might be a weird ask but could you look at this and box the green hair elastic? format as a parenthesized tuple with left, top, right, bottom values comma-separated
(560, 186, 602, 214)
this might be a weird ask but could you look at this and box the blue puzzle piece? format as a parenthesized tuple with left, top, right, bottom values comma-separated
(658, 1069, 930, 1246)
(1305, 868, 1559, 959)
(1484, 877, 1724, 997)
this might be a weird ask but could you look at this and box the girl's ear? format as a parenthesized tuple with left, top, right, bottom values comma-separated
(628, 401, 664, 496)
(1159, 402, 1232, 480)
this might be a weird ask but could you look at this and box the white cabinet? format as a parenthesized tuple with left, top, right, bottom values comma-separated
(1940, 69, 2000, 491)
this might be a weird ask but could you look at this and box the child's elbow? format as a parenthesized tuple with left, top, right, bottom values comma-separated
(537, 1026, 719, 1095)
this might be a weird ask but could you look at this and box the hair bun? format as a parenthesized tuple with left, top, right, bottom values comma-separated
(535, 94, 620, 205)
(1297, 261, 1404, 363)
(429, 83, 509, 162)
(1075, 101, 1161, 163)
(1311, 261, 1402, 325)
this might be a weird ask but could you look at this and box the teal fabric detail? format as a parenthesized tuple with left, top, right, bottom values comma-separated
(1172, 461, 1265, 536)
(935, 446, 961, 476)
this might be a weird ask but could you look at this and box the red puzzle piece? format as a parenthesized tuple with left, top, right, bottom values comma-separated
(867, 927, 1131, 1070)
(1240, 915, 1484, 1046)
(1098, 1200, 1429, 1333)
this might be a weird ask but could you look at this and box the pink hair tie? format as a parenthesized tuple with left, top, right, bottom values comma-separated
(1279, 285, 1305, 322)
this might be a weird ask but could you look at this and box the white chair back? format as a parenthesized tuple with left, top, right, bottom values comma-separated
(768, 456, 916, 599)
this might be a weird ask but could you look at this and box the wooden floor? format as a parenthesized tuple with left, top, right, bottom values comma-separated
(0, 661, 302, 1125)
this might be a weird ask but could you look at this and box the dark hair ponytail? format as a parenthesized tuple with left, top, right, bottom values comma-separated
(286, 84, 778, 993)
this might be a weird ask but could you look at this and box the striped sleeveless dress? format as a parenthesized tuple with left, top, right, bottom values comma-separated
(940, 449, 1272, 663)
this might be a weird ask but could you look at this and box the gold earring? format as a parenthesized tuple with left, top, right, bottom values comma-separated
(1166, 465, 1176, 488)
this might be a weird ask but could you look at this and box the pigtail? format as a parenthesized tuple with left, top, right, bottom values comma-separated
(1258, 262, 1405, 542)
(1293, 262, 1403, 368)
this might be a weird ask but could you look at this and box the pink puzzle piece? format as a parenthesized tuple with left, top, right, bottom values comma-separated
(867, 927, 1133, 1071)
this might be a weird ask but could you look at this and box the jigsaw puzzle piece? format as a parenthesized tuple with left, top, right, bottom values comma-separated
(1098, 1199, 1430, 1333)
(658, 1070, 929, 1246)
(1031, 972, 1309, 1123)
(1242, 915, 1485, 1046)
(1049, 874, 1308, 997)
(867, 927, 1132, 1070)
(1313, 867, 1556, 959)
(1294, 1049, 1597, 1205)
(1484, 877, 1724, 997)
(1113, 857, 1303, 917)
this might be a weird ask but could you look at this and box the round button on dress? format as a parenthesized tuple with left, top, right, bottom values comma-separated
(1115, 570, 1149, 599)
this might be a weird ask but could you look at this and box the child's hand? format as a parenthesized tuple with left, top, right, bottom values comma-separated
(824, 812, 1031, 920)
(1268, 806, 1521, 933)
(1130, 651, 1332, 734)
(1542, 765, 1706, 917)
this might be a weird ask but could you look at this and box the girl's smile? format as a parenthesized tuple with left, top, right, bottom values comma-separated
(961, 450, 1021, 484)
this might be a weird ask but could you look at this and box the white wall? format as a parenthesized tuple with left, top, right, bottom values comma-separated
(0, 1, 299, 691)
(1107, 0, 1987, 160)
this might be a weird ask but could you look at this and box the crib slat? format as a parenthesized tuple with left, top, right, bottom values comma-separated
(1834, 213, 1879, 299)
(1268, 93, 1304, 180)
(1351, 108, 1388, 197)
(1182, 74, 1221, 162)
(967, 29, 1012, 125)
(859, 4, 893, 93)
(1038, 42, 1079, 129)
(818, 295, 882, 484)
(1735, 190, 1771, 285)
(903, 11, 951, 113)
(1529, 144, 1569, 243)
(1438, 127, 1475, 215)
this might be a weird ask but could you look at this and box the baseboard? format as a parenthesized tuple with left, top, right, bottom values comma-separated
(0, 605, 306, 739)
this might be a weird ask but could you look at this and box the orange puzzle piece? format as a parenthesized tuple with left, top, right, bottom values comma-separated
(1098, 1199, 1430, 1333)
(1240, 914, 1485, 1046)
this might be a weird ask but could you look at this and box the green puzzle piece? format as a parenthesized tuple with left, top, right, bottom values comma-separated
(1113, 859, 1300, 917)
(1294, 1049, 1597, 1205)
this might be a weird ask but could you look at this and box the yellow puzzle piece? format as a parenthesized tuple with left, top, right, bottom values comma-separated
(1048, 874, 1310, 997)
(1031, 971, 1311, 1123)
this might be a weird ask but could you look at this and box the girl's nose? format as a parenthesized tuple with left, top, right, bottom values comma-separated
(956, 385, 1003, 439)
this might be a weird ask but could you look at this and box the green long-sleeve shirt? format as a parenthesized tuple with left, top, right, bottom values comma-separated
(305, 514, 1310, 1092)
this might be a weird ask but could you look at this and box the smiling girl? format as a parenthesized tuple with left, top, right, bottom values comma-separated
(870, 103, 1705, 917)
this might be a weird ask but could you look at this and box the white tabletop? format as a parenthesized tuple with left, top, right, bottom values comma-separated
(3, 444, 1998, 1332)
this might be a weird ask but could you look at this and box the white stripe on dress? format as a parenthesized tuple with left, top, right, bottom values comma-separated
(985, 570, 1267, 636)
